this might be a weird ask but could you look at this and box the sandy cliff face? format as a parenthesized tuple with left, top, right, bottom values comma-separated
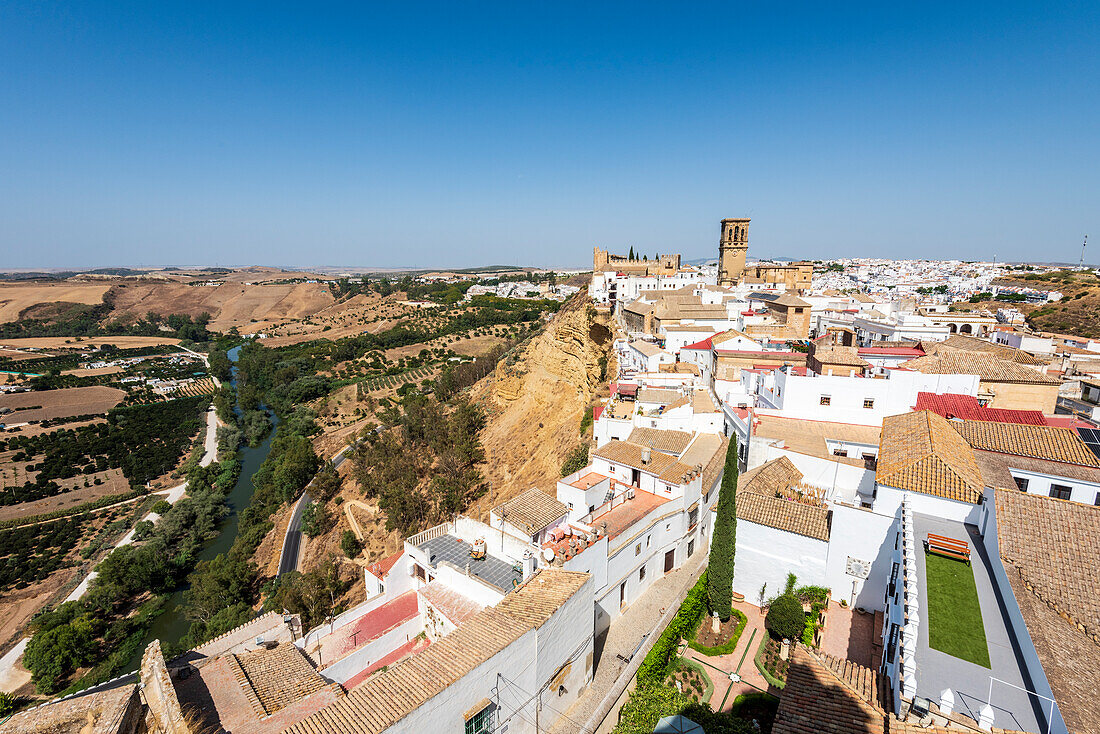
(468, 294, 613, 515)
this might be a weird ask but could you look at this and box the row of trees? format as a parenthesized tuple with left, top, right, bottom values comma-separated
(2, 397, 210, 504)
(22, 456, 242, 693)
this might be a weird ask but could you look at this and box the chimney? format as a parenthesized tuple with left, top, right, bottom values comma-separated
(641, 447, 652, 465)
(522, 550, 536, 580)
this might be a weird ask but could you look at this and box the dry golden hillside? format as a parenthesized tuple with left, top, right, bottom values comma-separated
(466, 294, 613, 517)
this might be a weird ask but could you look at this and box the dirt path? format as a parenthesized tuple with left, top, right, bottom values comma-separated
(0, 406, 219, 692)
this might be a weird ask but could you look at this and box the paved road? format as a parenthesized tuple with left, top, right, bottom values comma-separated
(278, 492, 312, 576)
(276, 424, 383, 576)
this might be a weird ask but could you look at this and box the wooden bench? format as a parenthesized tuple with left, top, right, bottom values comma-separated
(925, 533, 970, 564)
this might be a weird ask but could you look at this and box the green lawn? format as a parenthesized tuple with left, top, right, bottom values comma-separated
(925, 552, 991, 667)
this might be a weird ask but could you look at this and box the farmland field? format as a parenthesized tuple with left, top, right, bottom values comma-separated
(0, 336, 181, 350)
(0, 386, 126, 423)
(0, 284, 111, 323)
(0, 467, 129, 522)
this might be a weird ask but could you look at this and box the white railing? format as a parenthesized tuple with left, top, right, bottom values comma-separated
(407, 521, 452, 547)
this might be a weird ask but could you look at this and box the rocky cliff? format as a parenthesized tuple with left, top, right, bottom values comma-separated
(468, 293, 613, 514)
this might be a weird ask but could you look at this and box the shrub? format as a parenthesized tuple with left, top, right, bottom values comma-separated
(765, 594, 805, 640)
(341, 530, 363, 558)
(151, 500, 172, 515)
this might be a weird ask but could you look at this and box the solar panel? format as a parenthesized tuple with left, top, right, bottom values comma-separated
(1077, 427, 1100, 460)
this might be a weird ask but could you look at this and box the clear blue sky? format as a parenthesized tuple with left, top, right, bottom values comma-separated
(1, 2, 1097, 269)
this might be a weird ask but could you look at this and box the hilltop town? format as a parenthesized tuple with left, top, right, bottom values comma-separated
(1, 221, 1099, 734)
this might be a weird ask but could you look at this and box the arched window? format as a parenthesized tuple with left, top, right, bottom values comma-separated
(960, 324, 972, 334)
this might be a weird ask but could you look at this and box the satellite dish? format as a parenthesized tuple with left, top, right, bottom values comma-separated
(542, 548, 555, 563)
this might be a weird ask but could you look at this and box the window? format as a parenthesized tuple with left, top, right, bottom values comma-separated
(1095, 492, 1100, 506)
(1050, 484, 1072, 501)
(833, 449, 848, 457)
(635, 543, 641, 556)
(413, 564, 426, 581)
(863, 398, 875, 409)
(639, 564, 647, 581)
(1014, 477, 1029, 492)
(465, 702, 494, 734)
(820, 396, 831, 405)
(646, 535, 651, 548)
(688, 507, 699, 530)
(687, 539, 695, 557)
(862, 453, 877, 470)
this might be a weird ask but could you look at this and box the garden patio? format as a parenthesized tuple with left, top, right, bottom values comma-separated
(910, 512, 1044, 732)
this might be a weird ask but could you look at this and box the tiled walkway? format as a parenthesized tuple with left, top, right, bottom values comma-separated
(819, 600, 878, 668)
(682, 600, 779, 710)
(551, 551, 707, 733)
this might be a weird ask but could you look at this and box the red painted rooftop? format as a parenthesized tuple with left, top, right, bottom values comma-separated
(682, 337, 714, 351)
(913, 392, 1049, 426)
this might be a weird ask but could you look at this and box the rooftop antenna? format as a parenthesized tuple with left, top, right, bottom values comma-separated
(1081, 235, 1089, 268)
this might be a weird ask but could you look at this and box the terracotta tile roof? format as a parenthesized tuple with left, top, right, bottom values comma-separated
(492, 487, 569, 534)
(593, 440, 697, 485)
(772, 645, 886, 734)
(659, 324, 716, 332)
(231, 643, 327, 717)
(625, 427, 694, 455)
(740, 455, 804, 494)
(876, 411, 985, 503)
(282, 569, 590, 734)
(737, 492, 830, 542)
(691, 390, 719, 413)
(699, 435, 730, 491)
(366, 550, 403, 580)
(901, 350, 1057, 384)
(736, 458, 830, 541)
(813, 346, 872, 368)
(750, 291, 811, 308)
(994, 489, 1100, 733)
(753, 414, 881, 467)
(938, 334, 1049, 366)
(976, 449, 1100, 488)
(623, 299, 654, 315)
(635, 387, 684, 404)
(774, 646, 1029, 734)
(953, 420, 1100, 467)
(629, 340, 666, 358)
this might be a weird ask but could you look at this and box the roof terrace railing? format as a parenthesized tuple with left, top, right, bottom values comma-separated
(407, 521, 452, 547)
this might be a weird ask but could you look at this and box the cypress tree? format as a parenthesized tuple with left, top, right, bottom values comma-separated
(628, 246, 636, 260)
(707, 438, 739, 620)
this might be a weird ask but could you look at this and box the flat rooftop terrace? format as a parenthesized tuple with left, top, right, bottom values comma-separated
(418, 534, 522, 593)
(912, 512, 1044, 732)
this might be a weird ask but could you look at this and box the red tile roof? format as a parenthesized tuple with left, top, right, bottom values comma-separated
(681, 337, 714, 350)
(366, 551, 404, 580)
(913, 392, 1048, 426)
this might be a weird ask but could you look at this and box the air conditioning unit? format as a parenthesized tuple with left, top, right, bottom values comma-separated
(626, 487, 636, 500)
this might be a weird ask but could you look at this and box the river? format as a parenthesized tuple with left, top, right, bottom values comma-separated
(125, 344, 276, 666)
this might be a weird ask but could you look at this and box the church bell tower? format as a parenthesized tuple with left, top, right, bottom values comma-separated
(718, 218, 750, 286)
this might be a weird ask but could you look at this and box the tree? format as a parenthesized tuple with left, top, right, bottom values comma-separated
(628, 246, 635, 260)
(341, 530, 363, 558)
(707, 438, 739, 620)
(765, 594, 805, 640)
